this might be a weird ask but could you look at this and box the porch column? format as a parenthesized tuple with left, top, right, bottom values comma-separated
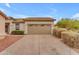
(24, 22, 28, 34)
(9, 23, 15, 34)
(51, 22, 54, 34)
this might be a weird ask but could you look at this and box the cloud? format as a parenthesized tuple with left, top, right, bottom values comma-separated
(72, 13, 79, 19)
(13, 14, 27, 18)
(13, 14, 54, 18)
(0, 8, 6, 13)
(5, 3, 11, 8)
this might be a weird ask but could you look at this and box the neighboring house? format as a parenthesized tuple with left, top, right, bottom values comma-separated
(0, 11, 55, 35)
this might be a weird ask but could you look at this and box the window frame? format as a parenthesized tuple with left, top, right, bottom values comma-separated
(15, 23, 20, 30)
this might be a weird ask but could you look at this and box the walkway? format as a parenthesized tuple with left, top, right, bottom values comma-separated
(0, 35, 78, 55)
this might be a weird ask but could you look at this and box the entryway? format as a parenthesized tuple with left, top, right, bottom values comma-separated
(5, 23, 10, 34)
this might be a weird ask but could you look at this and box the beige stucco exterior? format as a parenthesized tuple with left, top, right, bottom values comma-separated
(5, 19, 54, 34)
(24, 23, 28, 34)
(0, 11, 55, 35)
(10, 23, 15, 33)
(0, 13, 7, 39)
(0, 15, 6, 35)
(19, 23, 25, 31)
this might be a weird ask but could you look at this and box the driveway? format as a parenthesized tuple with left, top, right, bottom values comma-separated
(0, 35, 78, 55)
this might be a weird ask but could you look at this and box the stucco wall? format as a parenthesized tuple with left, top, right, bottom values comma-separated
(0, 15, 6, 35)
(9, 23, 15, 33)
(9, 21, 54, 34)
(24, 23, 28, 34)
(19, 23, 25, 31)
(51, 22, 54, 34)
(10, 23, 15, 33)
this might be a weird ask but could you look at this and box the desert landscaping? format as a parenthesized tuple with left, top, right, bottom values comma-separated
(53, 18, 79, 53)
(0, 15, 79, 54)
(0, 3, 79, 55)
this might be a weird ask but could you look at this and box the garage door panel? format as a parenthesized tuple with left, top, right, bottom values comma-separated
(28, 24, 51, 34)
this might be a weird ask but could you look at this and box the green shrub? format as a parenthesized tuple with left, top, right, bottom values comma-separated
(11, 30, 24, 35)
(56, 18, 79, 30)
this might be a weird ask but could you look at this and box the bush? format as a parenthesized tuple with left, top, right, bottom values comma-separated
(11, 30, 24, 35)
(61, 31, 79, 48)
(53, 27, 79, 48)
(53, 27, 67, 38)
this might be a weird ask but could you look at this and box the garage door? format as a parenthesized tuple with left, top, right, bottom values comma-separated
(28, 24, 51, 34)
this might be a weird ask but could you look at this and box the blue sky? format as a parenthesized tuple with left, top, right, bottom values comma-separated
(0, 3, 79, 21)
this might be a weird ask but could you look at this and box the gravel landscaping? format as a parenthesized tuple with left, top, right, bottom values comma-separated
(0, 35, 23, 52)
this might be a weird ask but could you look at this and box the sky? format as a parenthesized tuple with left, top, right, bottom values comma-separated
(0, 3, 79, 21)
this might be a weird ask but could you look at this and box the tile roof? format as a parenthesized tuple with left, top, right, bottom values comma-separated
(24, 17, 55, 22)
(0, 10, 8, 19)
(12, 19, 25, 23)
(12, 17, 55, 23)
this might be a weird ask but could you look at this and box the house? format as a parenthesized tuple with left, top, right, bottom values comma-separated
(0, 11, 55, 35)
(0, 11, 8, 35)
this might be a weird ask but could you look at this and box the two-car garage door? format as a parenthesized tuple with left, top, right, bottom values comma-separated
(28, 24, 51, 34)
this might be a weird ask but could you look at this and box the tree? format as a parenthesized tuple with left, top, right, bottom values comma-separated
(56, 18, 79, 30)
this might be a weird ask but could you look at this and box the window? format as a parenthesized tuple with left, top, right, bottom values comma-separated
(15, 23, 20, 30)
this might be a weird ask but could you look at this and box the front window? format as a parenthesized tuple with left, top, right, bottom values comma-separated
(15, 23, 20, 30)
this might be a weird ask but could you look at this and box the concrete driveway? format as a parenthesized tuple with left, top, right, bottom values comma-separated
(0, 35, 78, 55)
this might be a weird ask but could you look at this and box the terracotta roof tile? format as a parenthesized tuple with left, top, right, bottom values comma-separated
(12, 17, 55, 23)
(12, 19, 25, 23)
(0, 10, 8, 19)
(24, 17, 55, 22)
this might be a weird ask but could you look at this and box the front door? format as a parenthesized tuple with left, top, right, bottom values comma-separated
(5, 23, 10, 34)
